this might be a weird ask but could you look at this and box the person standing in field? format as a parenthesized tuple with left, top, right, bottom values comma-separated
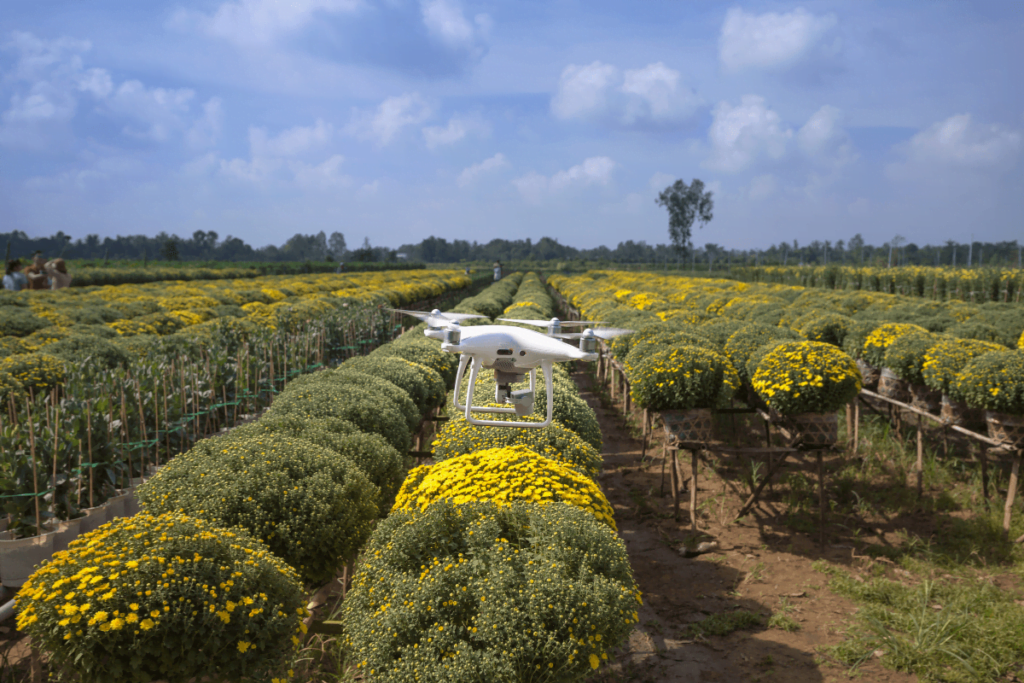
(493, 260, 502, 281)
(44, 258, 72, 289)
(25, 252, 49, 290)
(3, 259, 27, 291)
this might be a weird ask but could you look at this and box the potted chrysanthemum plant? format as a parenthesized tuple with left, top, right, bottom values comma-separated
(953, 350, 1024, 449)
(752, 341, 862, 446)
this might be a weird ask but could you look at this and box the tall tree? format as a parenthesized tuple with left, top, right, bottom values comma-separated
(887, 234, 906, 268)
(656, 178, 714, 255)
(328, 232, 347, 260)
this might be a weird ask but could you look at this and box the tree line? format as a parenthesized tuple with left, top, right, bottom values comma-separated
(3, 229, 1021, 269)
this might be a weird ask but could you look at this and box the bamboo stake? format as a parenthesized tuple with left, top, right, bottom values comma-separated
(52, 389, 59, 519)
(689, 449, 699, 528)
(853, 401, 860, 456)
(1003, 453, 1020, 535)
(86, 400, 94, 508)
(669, 446, 679, 520)
(134, 377, 148, 478)
(26, 401, 42, 534)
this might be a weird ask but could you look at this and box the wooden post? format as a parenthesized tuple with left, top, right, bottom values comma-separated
(979, 445, 989, 506)
(610, 366, 616, 402)
(916, 415, 924, 498)
(763, 418, 771, 448)
(660, 443, 668, 497)
(1003, 452, 1020, 535)
(689, 449, 699, 528)
(853, 400, 860, 456)
(817, 449, 826, 547)
(641, 409, 649, 460)
(26, 401, 42, 533)
(669, 446, 679, 520)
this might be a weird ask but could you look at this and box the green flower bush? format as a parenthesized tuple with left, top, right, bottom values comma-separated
(139, 433, 378, 586)
(946, 321, 1008, 347)
(882, 332, 941, 385)
(862, 323, 931, 367)
(799, 313, 854, 348)
(622, 329, 717, 374)
(342, 355, 447, 414)
(694, 317, 746, 349)
(922, 338, 1009, 395)
(374, 335, 459, 387)
(630, 345, 739, 411)
(16, 512, 306, 683)
(0, 352, 66, 393)
(952, 350, 1024, 414)
(0, 306, 48, 337)
(752, 341, 862, 416)
(840, 320, 882, 361)
(724, 323, 802, 384)
(342, 500, 641, 683)
(229, 413, 405, 512)
(432, 412, 602, 479)
(0, 369, 23, 405)
(288, 368, 420, 434)
(266, 380, 412, 453)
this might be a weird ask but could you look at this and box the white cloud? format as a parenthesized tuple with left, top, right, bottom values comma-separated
(186, 98, 224, 149)
(76, 68, 114, 99)
(423, 113, 489, 149)
(457, 152, 508, 187)
(705, 95, 791, 172)
(220, 119, 344, 186)
(797, 105, 856, 167)
(748, 174, 777, 200)
(176, 0, 362, 47)
(3, 83, 77, 124)
(890, 114, 1022, 174)
(356, 180, 380, 198)
(251, 118, 333, 157)
(719, 7, 838, 71)
(106, 81, 195, 141)
(349, 93, 432, 146)
(552, 61, 702, 127)
(420, 0, 490, 52)
(512, 156, 615, 203)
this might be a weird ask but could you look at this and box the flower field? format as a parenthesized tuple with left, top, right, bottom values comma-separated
(732, 264, 1024, 303)
(11, 270, 642, 682)
(549, 270, 1024, 425)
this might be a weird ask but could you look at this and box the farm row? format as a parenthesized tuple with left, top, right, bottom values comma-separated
(549, 271, 1024, 443)
(0, 270, 470, 544)
(732, 264, 1024, 303)
(14, 272, 641, 682)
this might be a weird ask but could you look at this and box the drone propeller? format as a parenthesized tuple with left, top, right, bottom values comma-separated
(389, 308, 487, 328)
(497, 318, 608, 327)
(552, 327, 634, 341)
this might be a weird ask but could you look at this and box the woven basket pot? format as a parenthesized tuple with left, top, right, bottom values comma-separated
(856, 360, 880, 390)
(985, 411, 1024, 450)
(788, 412, 839, 447)
(910, 384, 942, 413)
(661, 408, 714, 444)
(878, 367, 911, 402)
(940, 394, 984, 429)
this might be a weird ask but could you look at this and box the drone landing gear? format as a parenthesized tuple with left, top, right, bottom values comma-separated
(452, 355, 554, 428)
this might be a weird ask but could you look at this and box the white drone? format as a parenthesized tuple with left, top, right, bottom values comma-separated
(431, 318, 633, 429)
(389, 308, 488, 339)
(498, 316, 634, 342)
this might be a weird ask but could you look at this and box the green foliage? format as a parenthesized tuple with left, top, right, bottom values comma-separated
(630, 345, 740, 411)
(42, 334, 129, 370)
(139, 432, 378, 586)
(841, 320, 882, 360)
(342, 500, 641, 683)
(724, 323, 803, 384)
(685, 610, 764, 638)
(266, 380, 412, 453)
(882, 332, 940, 385)
(342, 355, 446, 414)
(375, 335, 459, 387)
(15, 512, 306, 683)
(224, 413, 405, 512)
(953, 350, 1024, 414)
(799, 313, 854, 347)
(0, 306, 48, 337)
(432, 412, 603, 480)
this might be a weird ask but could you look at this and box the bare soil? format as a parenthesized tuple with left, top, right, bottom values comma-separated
(574, 369, 919, 683)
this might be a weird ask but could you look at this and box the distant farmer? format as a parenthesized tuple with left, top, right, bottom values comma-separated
(44, 258, 72, 290)
(493, 260, 502, 281)
(25, 252, 49, 290)
(3, 259, 26, 291)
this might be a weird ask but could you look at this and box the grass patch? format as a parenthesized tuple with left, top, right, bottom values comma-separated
(815, 563, 1024, 682)
(767, 612, 801, 633)
(685, 609, 764, 638)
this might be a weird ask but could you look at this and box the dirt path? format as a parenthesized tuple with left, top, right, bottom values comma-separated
(574, 369, 918, 683)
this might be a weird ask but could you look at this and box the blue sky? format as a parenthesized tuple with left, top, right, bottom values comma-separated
(1, 0, 1022, 250)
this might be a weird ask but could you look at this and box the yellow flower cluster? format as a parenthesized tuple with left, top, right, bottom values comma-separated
(16, 512, 307, 683)
(861, 323, 931, 367)
(394, 445, 617, 530)
(752, 341, 862, 416)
